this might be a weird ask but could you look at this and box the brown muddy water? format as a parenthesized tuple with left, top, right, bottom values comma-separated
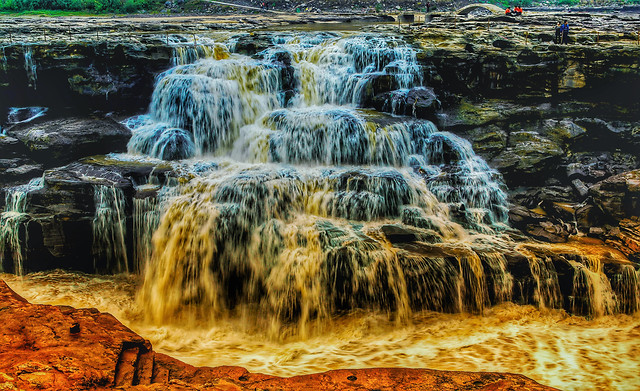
(4, 270, 640, 391)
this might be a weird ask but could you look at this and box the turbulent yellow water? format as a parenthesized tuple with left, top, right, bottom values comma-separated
(3, 270, 640, 391)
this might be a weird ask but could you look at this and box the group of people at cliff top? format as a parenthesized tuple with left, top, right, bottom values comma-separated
(505, 5, 523, 15)
(555, 20, 570, 44)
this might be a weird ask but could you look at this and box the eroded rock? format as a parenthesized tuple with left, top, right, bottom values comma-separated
(7, 118, 131, 168)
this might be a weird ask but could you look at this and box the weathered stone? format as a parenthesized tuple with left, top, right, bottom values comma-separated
(590, 169, 640, 222)
(489, 131, 564, 186)
(564, 152, 638, 183)
(604, 218, 640, 262)
(571, 178, 589, 198)
(508, 205, 572, 243)
(7, 118, 131, 168)
(540, 118, 587, 146)
(467, 125, 507, 159)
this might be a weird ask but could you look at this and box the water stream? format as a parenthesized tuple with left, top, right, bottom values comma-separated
(3, 270, 640, 391)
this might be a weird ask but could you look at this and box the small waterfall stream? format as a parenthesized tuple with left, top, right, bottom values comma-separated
(92, 185, 129, 273)
(0, 177, 43, 275)
(23, 45, 37, 89)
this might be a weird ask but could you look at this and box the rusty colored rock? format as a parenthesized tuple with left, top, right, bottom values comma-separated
(0, 280, 557, 391)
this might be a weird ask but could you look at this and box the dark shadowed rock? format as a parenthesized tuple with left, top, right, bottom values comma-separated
(372, 87, 440, 119)
(0, 135, 44, 186)
(590, 170, 640, 222)
(7, 118, 131, 168)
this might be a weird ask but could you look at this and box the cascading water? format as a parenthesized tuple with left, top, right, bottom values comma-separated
(571, 255, 617, 317)
(118, 31, 640, 337)
(23, 45, 37, 89)
(0, 46, 6, 72)
(92, 185, 129, 273)
(0, 177, 43, 275)
(126, 31, 522, 332)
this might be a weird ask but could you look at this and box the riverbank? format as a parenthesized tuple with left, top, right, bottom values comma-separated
(0, 279, 557, 390)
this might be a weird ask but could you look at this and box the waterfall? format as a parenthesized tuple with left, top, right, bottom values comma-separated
(1, 46, 6, 72)
(570, 256, 617, 317)
(92, 185, 128, 273)
(23, 45, 37, 89)
(7, 107, 48, 125)
(131, 32, 517, 328)
(117, 31, 638, 330)
(0, 177, 43, 275)
(610, 265, 640, 314)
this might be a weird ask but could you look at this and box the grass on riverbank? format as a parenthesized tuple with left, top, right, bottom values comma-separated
(0, 9, 101, 15)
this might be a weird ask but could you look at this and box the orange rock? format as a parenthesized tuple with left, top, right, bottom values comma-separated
(0, 280, 557, 391)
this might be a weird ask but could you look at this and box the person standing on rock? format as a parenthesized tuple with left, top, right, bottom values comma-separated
(555, 21, 562, 44)
(561, 20, 570, 44)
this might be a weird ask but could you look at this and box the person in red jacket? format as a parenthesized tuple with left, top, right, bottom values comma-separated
(505, 6, 512, 15)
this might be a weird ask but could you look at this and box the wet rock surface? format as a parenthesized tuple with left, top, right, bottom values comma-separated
(0, 280, 556, 391)
(6, 118, 131, 169)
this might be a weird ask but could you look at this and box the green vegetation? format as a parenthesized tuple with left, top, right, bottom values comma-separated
(0, 0, 161, 14)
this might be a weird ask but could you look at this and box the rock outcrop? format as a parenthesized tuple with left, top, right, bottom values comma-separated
(0, 280, 556, 391)
(6, 118, 131, 170)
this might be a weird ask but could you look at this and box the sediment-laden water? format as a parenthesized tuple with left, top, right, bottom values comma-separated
(4, 271, 640, 391)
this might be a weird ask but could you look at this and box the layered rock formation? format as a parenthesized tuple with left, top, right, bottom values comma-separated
(0, 281, 555, 390)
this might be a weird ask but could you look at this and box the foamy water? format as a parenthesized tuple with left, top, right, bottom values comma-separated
(4, 270, 640, 391)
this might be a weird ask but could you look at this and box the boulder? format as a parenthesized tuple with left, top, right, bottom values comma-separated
(7, 118, 131, 168)
(590, 169, 640, 222)
(372, 87, 440, 119)
(489, 131, 564, 186)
